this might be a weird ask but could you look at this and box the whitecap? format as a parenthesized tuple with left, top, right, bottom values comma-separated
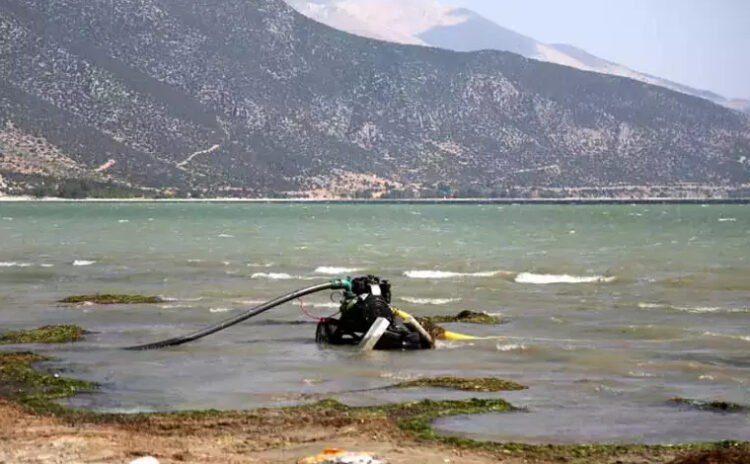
(40, 263, 54, 268)
(2, 217, 13, 221)
(309, 302, 341, 309)
(160, 296, 203, 302)
(118, 219, 129, 224)
(315, 266, 362, 275)
(218, 234, 234, 238)
(515, 273, 615, 284)
(246, 262, 274, 268)
(637, 303, 664, 310)
(702, 331, 750, 342)
(73, 260, 96, 266)
(436, 341, 475, 349)
(496, 343, 526, 352)
(676, 306, 747, 314)
(399, 297, 461, 305)
(210, 307, 235, 313)
(639, 302, 749, 314)
(718, 218, 737, 222)
(160, 304, 192, 309)
(251, 272, 293, 280)
(403, 270, 506, 279)
(0, 261, 33, 268)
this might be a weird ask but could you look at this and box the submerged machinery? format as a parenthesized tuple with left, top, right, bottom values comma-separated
(127, 275, 469, 351)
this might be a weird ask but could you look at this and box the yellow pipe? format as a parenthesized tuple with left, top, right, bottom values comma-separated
(392, 308, 500, 341)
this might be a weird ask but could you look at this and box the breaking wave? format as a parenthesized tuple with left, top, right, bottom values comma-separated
(0, 262, 34, 268)
(514, 273, 616, 284)
(399, 297, 461, 305)
(314, 266, 362, 275)
(209, 307, 235, 313)
(73, 260, 96, 266)
(251, 272, 293, 280)
(638, 303, 750, 314)
(308, 302, 341, 309)
(496, 343, 528, 352)
(702, 331, 750, 342)
(404, 270, 507, 279)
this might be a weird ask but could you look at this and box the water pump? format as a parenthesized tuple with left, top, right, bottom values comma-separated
(127, 275, 435, 351)
(315, 275, 431, 350)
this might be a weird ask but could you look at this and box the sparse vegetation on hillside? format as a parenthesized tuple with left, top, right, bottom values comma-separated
(0, 0, 749, 198)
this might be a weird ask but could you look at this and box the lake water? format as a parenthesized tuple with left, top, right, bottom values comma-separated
(0, 202, 748, 444)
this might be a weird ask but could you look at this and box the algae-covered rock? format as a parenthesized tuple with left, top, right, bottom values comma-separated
(395, 376, 526, 392)
(0, 351, 95, 413)
(60, 294, 164, 305)
(0, 325, 86, 344)
(668, 398, 748, 413)
(422, 310, 503, 325)
(415, 311, 503, 341)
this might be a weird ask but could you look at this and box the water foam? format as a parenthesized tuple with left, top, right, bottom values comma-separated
(314, 266, 362, 275)
(0, 262, 33, 268)
(403, 270, 506, 279)
(309, 302, 341, 309)
(209, 307, 235, 313)
(639, 303, 749, 314)
(496, 343, 527, 352)
(400, 297, 461, 305)
(515, 273, 615, 284)
(73, 260, 96, 266)
(251, 272, 293, 280)
(702, 331, 750, 342)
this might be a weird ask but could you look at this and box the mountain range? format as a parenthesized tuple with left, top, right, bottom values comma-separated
(288, 0, 750, 116)
(0, 0, 749, 199)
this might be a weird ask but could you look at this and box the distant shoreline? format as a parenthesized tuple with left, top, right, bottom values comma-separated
(1, 196, 749, 205)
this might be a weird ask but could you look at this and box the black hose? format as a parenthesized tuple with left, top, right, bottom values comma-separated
(125, 282, 335, 350)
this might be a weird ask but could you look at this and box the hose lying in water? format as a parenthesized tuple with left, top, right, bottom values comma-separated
(125, 281, 339, 351)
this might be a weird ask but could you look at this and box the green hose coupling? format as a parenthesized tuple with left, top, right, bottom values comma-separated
(330, 277, 353, 291)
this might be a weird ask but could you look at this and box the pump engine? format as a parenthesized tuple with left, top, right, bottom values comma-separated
(315, 275, 430, 350)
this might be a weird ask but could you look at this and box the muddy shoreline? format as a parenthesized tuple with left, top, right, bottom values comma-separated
(1, 328, 748, 464)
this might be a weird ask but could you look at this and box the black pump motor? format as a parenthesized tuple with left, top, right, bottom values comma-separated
(316, 275, 428, 350)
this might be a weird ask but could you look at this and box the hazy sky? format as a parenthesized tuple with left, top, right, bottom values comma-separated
(450, 0, 750, 99)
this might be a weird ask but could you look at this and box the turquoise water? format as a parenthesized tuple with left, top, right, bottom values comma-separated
(0, 203, 748, 443)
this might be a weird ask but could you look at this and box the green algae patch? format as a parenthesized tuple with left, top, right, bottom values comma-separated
(0, 325, 86, 345)
(381, 398, 513, 441)
(0, 351, 95, 414)
(60, 294, 165, 305)
(395, 376, 526, 392)
(669, 398, 748, 413)
(422, 310, 503, 325)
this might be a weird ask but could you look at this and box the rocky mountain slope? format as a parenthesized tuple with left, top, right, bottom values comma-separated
(1, 0, 749, 198)
(288, 0, 750, 116)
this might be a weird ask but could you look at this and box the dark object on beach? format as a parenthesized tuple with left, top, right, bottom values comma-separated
(60, 294, 165, 305)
